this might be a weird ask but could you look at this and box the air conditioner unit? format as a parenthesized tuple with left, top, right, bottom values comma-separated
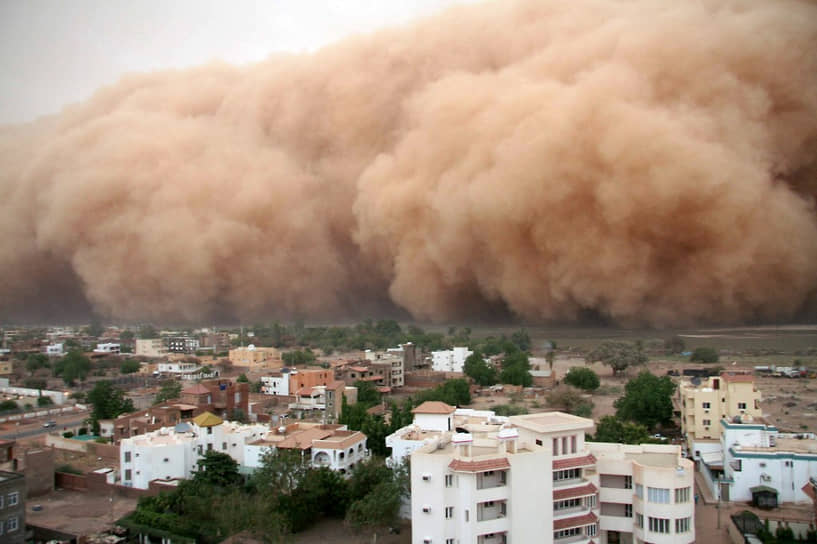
(422, 505, 432, 513)
(422, 473, 431, 481)
(424, 539, 432, 544)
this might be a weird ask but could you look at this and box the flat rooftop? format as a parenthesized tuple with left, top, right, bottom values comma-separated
(510, 412, 595, 433)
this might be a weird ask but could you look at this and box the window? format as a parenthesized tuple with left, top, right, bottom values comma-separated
(222, 442, 227, 450)
(207, 443, 213, 451)
(648, 487, 669, 504)
(571, 435, 577, 453)
(702, 402, 711, 409)
(207, 427, 213, 435)
(738, 402, 747, 410)
(587, 523, 597, 537)
(625, 504, 633, 518)
(163, 458, 169, 463)
(536, 439, 543, 446)
(586, 494, 597, 508)
(0, 494, 3, 508)
(125, 469, 132, 481)
(553, 438, 559, 456)
(445, 474, 454, 487)
(676, 517, 691, 532)
(635, 484, 643, 499)
(702, 419, 711, 426)
(8, 492, 19, 506)
(648, 517, 669, 533)
(636, 514, 644, 528)
(553, 468, 581, 481)
(446, 539, 455, 544)
(124, 451, 131, 463)
(624, 475, 633, 489)
(675, 487, 691, 503)
(445, 506, 454, 519)
(8, 515, 18, 532)
(554, 528, 582, 540)
(554, 498, 581, 511)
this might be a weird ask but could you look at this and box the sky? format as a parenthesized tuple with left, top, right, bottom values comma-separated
(0, 0, 479, 125)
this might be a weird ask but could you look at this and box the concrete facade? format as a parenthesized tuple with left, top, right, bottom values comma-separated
(0, 471, 25, 543)
(431, 347, 473, 373)
(135, 338, 167, 358)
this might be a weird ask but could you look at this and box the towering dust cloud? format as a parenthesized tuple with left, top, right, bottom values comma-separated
(1, 0, 817, 326)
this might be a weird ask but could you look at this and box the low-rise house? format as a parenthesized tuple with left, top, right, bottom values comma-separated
(229, 345, 282, 370)
(93, 342, 121, 354)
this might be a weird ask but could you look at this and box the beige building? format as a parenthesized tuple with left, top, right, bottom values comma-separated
(229, 345, 282, 369)
(404, 406, 695, 544)
(135, 338, 167, 358)
(679, 372, 761, 460)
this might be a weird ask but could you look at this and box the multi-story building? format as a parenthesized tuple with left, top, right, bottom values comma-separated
(93, 342, 121, 354)
(679, 372, 762, 461)
(45, 343, 64, 356)
(180, 379, 249, 419)
(135, 338, 168, 358)
(364, 350, 405, 388)
(229, 345, 282, 369)
(167, 336, 200, 354)
(200, 332, 231, 353)
(401, 404, 695, 544)
(260, 368, 294, 396)
(714, 418, 817, 505)
(0, 471, 25, 543)
(431, 347, 473, 373)
(336, 361, 390, 388)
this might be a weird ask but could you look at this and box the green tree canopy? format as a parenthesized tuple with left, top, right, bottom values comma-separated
(591, 415, 651, 444)
(547, 386, 593, 417)
(138, 324, 158, 339)
(500, 351, 532, 387)
(53, 350, 91, 385)
(193, 450, 242, 488)
(463, 350, 497, 386)
(119, 329, 135, 342)
(614, 371, 677, 430)
(564, 367, 600, 391)
(354, 379, 382, 407)
(236, 373, 249, 383)
(120, 359, 141, 374)
(586, 341, 648, 376)
(87, 380, 134, 432)
(690, 347, 719, 363)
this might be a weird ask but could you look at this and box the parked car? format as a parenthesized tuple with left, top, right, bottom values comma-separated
(42, 421, 56, 428)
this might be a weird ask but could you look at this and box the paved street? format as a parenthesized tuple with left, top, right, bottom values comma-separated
(0, 411, 89, 440)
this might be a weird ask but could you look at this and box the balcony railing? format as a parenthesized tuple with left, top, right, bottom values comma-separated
(477, 471, 508, 490)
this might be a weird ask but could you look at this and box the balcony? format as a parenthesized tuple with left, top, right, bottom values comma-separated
(477, 532, 507, 544)
(477, 470, 508, 490)
(477, 500, 507, 522)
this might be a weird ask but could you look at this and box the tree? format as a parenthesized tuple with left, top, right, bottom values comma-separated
(499, 351, 532, 387)
(547, 386, 593, 417)
(586, 342, 648, 376)
(282, 349, 316, 366)
(278, 467, 349, 532)
(592, 415, 651, 444)
(193, 450, 242, 487)
(664, 335, 686, 355)
(690, 347, 719, 363)
(154, 380, 182, 404)
(87, 380, 134, 432)
(120, 359, 141, 374)
(26, 353, 49, 375)
(354, 380, 382, 407)
(53, 350, 91, 385)
(463, 350, 497, 386)
(564, 367, 600, 391)
(614, 371, 676, 430)
(120, 329, 135, 342)
(510, 329, 532, 352)
(236, 373, 249, 383)
(37, 395, 54, 407)
(415, 378, 471, 406)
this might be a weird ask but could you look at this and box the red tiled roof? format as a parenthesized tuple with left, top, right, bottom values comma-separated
(552, 454, 596, 470)
(552, 482, 598, 500)
(182, 384, 210, 395)
(412, 401, 456, 415)
(448, 458, 510, 473)
(553, 512, 597, 530)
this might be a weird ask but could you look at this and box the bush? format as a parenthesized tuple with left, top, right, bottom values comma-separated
(120, 359, 141, 374)
(94, 437, 109, 444)
(78, 427, 88, 435)
(492, 404, 528, 416)
(564, 367, 600, 391)
(37, 395, 54, 406)
(63, 431, 75, 438)
(690, 347, 719, 363)
(0, 400, 18, 412)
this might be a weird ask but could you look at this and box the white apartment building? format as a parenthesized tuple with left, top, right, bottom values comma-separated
(156, 361, 210, 380)
(119, 412, 268, 489)
(712, 418, 817, 505)
(431, 347, 473, 373)
(402, 405, 694, 544)
(260, 369, 293, 396)
(135, 338, 167, 358)
(45, 344, 64, 356)
(94, 343, 121, 354)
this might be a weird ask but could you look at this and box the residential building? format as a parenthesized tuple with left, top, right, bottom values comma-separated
(713, 418, 817, 505)
(157, 360, 215, 380)
(120, 412, 268, 489)
(260, 368, 294, 396)
(244, 422, 369, 476)
(401, 405, 695, 544)
(229, 345, 282, 369)
(0, 360, 11, 376)
(0, 471, 25, 543)
(135, 338, 167, 358)
(200, 332, 231, 353)
(431, 347, 473, 373)
(93, 342, 121, 354)
(679, 372, 761, 461)
(167, 336, 200, 354)
(336, 361, 390, 388)
(288, 381, 347, 421)
(45, 343, 64, 356)
(180, 379, 249, 419)
(364, 349, 405, 388)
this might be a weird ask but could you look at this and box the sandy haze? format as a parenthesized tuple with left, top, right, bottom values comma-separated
(1, 0, 816, 326)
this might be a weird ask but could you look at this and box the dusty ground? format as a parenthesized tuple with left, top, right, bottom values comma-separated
(27, 488, 139, 536)
(293, 519, 411, 544)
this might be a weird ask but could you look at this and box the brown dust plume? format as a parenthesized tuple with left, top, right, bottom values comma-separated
(1, 0, 817, 326)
